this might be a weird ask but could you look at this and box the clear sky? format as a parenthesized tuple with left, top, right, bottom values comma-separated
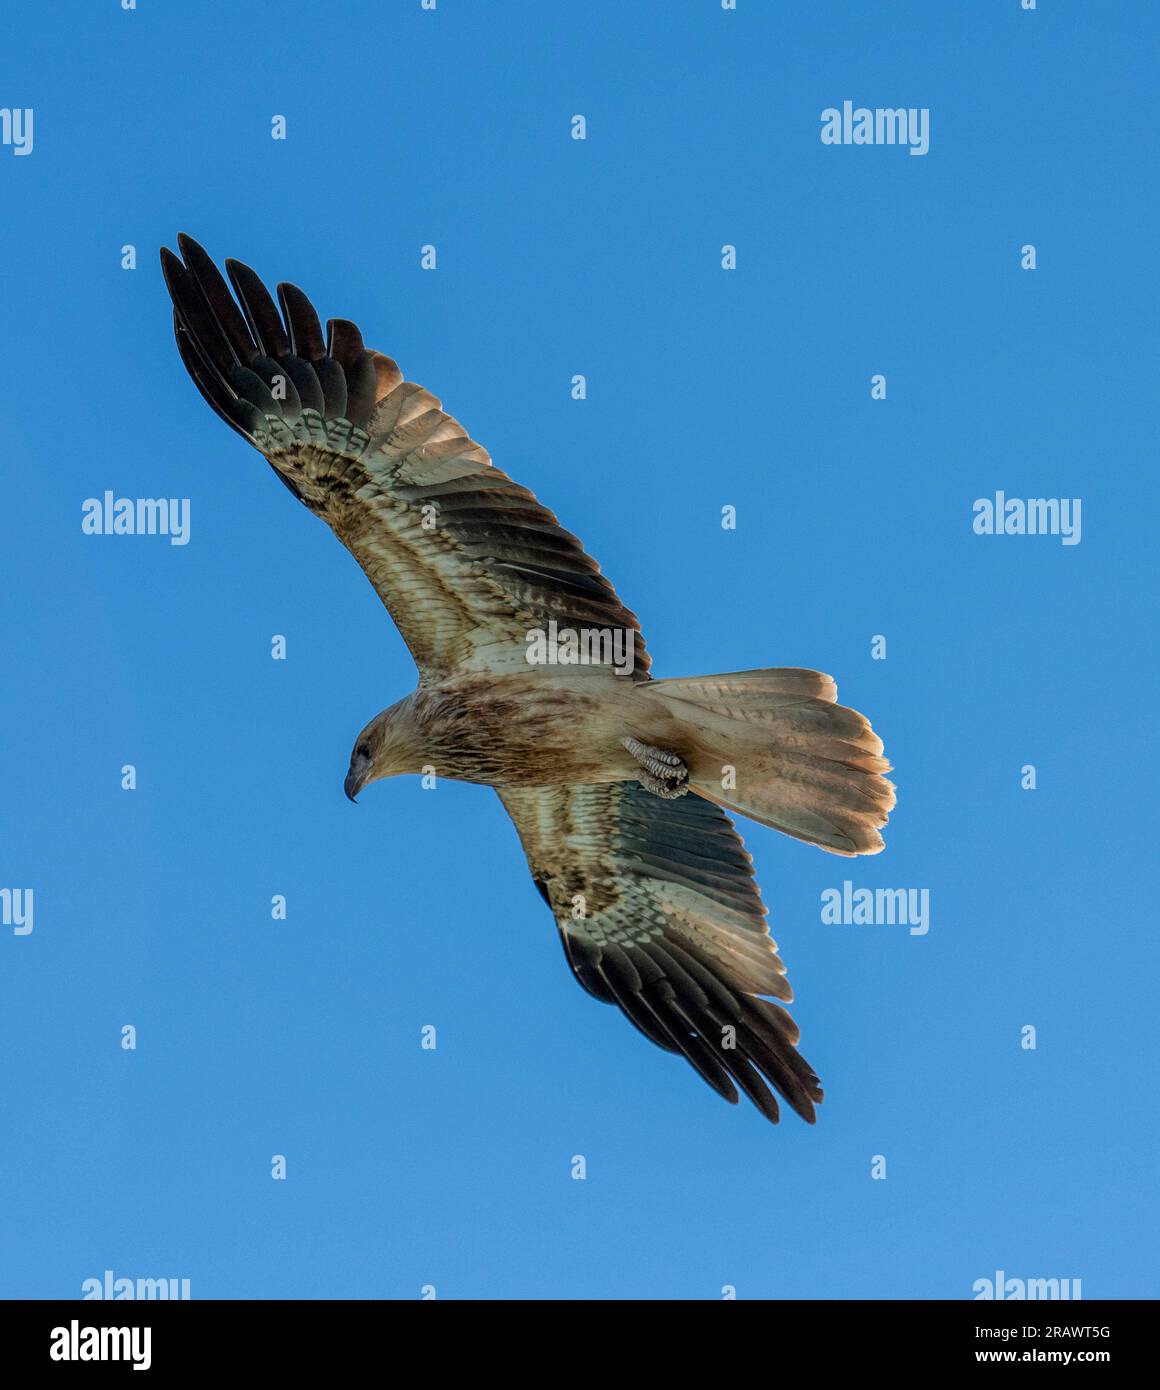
(1, 0, 1157, 1299)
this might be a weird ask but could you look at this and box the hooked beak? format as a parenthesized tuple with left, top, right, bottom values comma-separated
(344, 754, 371, 803)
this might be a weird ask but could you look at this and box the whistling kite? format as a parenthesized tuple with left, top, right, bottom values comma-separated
(161, 235, 895, 1126)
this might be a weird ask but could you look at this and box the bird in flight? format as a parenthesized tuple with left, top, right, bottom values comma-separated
(160, 235, 895, 1126)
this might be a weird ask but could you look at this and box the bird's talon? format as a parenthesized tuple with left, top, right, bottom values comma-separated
(622, 737, 690, 798)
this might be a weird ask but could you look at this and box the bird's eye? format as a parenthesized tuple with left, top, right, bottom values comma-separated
(356, 742, 370, 760)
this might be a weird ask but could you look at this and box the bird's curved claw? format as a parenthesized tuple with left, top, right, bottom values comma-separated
(622, 736, 689, 799)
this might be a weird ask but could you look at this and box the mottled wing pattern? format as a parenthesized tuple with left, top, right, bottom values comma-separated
(498, 782, 823, 1124)
(160, 235, 649, 680)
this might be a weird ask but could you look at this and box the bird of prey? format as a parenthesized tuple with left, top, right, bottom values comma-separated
(160, 234, 895, 1127)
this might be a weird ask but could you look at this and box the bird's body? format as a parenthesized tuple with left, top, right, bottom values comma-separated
(161, 234, 897, 1127)
(377, 671, 638, 786)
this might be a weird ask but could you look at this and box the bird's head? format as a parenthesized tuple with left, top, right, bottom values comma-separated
(343, 697, 419, 802)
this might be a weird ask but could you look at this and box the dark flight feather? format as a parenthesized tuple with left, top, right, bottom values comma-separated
(160, 234, 651, 679)
(500, 781, 823, 1125)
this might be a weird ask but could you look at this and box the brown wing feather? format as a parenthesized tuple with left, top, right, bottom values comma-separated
(498, 782, 824, 1125)
(162, 234, 650, 680)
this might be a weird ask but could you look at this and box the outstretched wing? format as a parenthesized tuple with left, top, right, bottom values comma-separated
(498, 782, 824, 1125)
(161, 234, 649, 681)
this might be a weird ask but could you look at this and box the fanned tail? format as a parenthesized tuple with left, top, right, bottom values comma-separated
(637, 668, 895, 856)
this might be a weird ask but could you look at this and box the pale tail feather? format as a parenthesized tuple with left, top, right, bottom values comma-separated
(637, 668, 895, 856)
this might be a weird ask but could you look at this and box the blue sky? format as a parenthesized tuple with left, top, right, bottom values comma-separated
(2, 0, 1157, 1299)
